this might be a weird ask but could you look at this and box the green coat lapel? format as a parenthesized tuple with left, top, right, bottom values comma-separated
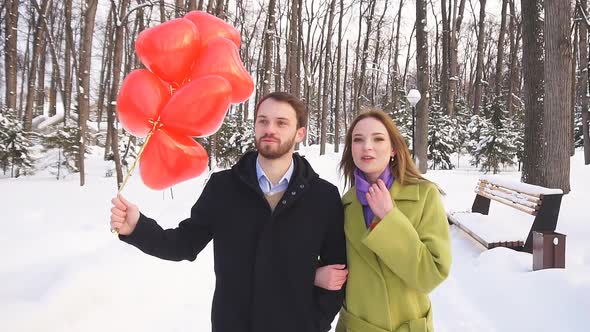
(342, 180, 420, 275)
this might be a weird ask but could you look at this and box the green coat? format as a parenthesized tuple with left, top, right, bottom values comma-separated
(336, 180, 451, 332)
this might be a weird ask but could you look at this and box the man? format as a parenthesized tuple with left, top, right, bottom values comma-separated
(110, 92, 346, 332)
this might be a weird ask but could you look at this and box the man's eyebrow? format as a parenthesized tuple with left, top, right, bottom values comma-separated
(353, 132, 386, 136)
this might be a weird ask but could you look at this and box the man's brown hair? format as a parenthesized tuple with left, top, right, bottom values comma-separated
(256, 92, 308, 128)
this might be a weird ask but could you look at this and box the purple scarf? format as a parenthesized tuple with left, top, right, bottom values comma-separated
(354, 167, 394, 228)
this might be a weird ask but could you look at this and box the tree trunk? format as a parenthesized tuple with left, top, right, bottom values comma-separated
(97, 9, 114, 130)
(19, 22, 32, 118)
(494, 0, 508, 96)
(175, 0, 183, 17)
(584, 1, 590, 165)
(521, 0, 546, 186)
(354, 0, 377, 115)
(49, 62, 58, 116)
(285, 0, 301, 97)
(416, 0, 430, 173)
(64, 0, 75, 121)
(188, 0, 197, 11)
(343, 40, 349, 131)
(391, 0, 404, 113)
(429, 1, 439, 89)
(334, 0, 344, 153)
(31, 0, 67, 120)
(402, 25, 416, 90)
(4, 0, 19, 113)
(160, 0, 166, 22)
(472, 0, 486, 115)
(572, 23, 578, 157)
(274, 33, 282, 91)
(543, 0, 571, 193)
(320, 0, 336, 155)
(261, 0, 276, 95)
(449, 0, 466, 117)
(77, 0, 98, 186)
(108, 0, 130, 188)
(24, 0, 49, 131)
(36, 14, 48, 117)
(507, 0, 520, 116)
(441, 0, 450, 113)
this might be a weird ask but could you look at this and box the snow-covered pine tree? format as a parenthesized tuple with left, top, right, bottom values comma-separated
(467, 113, 486, 168)
(470, 96, 517, 173)
(390, 97, 413, 149)
(452, 98, 470, 167)
(43, 124, 85, 174)
(427, 95, 455, 169)
(216, 110, 255, 168)
(511, 107, 525, 171)
(0, 107, 36, 177)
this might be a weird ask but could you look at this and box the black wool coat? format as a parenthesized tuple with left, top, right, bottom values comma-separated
(120, 151, 346, 332)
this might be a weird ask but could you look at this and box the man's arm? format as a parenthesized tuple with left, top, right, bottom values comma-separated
(313, 185, 346, 332)
(118, 174, 219, 262)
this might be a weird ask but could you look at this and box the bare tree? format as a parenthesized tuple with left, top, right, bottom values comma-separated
(63, 0, 76, 121)
(391, 0, 405, 113)
(29, 0, 68, 122)
(521, 0, 546, 186)
(77, 0, 99, 186)
(285, 0, 302, 98)
(261, 0, 277, 95)
(582, 0, 590, 164)
(441, 0, 450, 113)
(494, 0, 508, 96)
(354, 0, 377, 115)
(448, 0, 466, 117)
(334, 0, 344, 153)
(416, 0, 430, 173)
(107, 0, 131, 188)
(543, 0, 571, 193)
(4, 0, 19, 113)
(188, 0, 197, 11)
(320, 0, 336, 155)
(472, 0, 486, 115)
(507, 0, 521, 116)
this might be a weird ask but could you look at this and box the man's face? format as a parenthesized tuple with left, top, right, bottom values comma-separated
(254, 98, 305, 159)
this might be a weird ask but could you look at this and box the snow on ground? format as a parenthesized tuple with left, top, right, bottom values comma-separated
(1, 145, 589, 331)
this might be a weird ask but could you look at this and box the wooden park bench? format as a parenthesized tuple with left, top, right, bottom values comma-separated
(447, 176, 564, 253)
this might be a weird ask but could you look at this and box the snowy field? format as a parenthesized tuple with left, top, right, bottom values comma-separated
(1, 145, 589, 331)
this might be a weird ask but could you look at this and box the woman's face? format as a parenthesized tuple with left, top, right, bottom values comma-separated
(351, 117, 395, 183)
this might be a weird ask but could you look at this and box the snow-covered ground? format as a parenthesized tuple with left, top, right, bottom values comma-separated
(1, 146, 588, 331)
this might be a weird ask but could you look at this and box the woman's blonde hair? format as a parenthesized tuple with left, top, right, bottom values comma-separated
(339, 109, 428, 188)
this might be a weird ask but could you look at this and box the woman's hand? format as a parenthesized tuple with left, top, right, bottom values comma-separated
(314, 264, 348, 290)
(366, 179, 394, 220)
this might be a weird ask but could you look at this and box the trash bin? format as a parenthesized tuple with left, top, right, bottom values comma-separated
(532, 231, 566, 271)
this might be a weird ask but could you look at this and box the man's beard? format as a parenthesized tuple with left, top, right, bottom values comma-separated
(255, 133, 297, 159)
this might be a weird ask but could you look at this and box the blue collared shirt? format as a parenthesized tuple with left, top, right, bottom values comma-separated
(256, 157, 294, 195)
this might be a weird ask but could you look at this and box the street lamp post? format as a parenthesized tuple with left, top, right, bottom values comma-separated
(406, 89, 421, 159)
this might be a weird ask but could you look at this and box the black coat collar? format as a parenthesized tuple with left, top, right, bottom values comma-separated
(232, 151, 319, 213)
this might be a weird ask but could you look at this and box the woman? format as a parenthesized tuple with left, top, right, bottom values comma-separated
(315, 109, 451, 332)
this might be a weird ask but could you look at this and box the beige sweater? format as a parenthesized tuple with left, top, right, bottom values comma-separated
(264, 190, 286, 212)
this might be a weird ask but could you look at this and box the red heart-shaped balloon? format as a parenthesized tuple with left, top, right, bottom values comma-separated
(184, 10, 241, 49)
(190, 37, 254, 103)
(135, 18, 200, 85)
(140, 129, 208, 190)
(160, 75, 232, 137)
(116, 69, 171, 137)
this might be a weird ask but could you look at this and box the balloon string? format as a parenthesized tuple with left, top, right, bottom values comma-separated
(112, 117, 161, 235)
(117, 116, 162, 194)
